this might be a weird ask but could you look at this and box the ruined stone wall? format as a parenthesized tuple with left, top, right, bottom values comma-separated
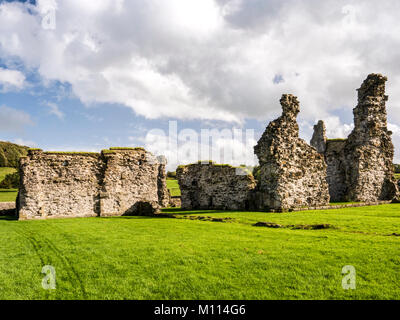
(344, 74, 398, 201)
(324, 140, 347, 202)
(100, 150, 169, 217)
(18, 148, 169, 220)
(0, 202, 16, 216)
(312, 74, 398, 202)
(176, 163, 256, 210)
(310, 120, 327, 154)
(254, 94, 330, 211)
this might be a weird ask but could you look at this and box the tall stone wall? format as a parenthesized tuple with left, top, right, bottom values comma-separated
(254, 94, 330, 211)
(324, 139, 348, 202)
(311, 74, 399, 202)
(176, 163, 256, 210)
(18, 148, 169, 220)
(344, 74, 398, 201)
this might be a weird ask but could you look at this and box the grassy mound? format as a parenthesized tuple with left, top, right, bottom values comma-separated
(0, 204, 399, 299)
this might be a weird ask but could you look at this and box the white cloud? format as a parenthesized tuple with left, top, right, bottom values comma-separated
(12, 138, 37, 147)
(1, 0, 400, 159)
(44, 101, 64, 119)
(389, 123, 400, 163)
(0, 105, 34, 133)
(143, 125, 257, 171)
(0, 67, 25, 91)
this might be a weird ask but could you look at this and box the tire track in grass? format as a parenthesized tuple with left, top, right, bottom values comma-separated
(16, 224, 87, 299)
(13, 225, 50, 299)
(39, 235, 88, 299)
(40, 222, 89, 299)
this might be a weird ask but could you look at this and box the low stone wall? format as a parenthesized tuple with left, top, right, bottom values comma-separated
(169, 196, 181, 208)
(0, 202, 16, 216)
(18, 148, 169, 220)
(177, 163, 256, 210)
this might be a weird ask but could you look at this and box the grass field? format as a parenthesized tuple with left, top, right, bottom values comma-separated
(0, 189, 18, 202)
(167, 179, 181, 197)
(0, 204, 399, 300)
(0, 168, 18, 202)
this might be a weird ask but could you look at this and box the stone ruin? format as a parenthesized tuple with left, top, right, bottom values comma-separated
(17, 148, 169, 220)
(253, 94, 330, 211)
(177, 94, 330, 212)
(311, 74, 399, 202)
(178, 74, 399, 212)
(16, 74, 399, 218)
(176, 162, 256, 211)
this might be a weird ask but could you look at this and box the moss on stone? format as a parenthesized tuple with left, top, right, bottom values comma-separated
(109, 147, 146, 151)
(43, 151, 99, 156)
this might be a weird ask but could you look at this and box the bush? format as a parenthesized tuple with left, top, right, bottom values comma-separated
(0, 172, 19, 189)
(394, 164, 400, 174)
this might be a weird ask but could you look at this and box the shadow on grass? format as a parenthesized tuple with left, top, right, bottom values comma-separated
(161, 208, 240, 216)
(0, 215, 18, 221)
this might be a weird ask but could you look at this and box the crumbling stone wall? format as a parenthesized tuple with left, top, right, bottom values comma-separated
(310, 120, 327, 154)
(254, 94, 330, 211)
(176, 163, 256, 210)
(324, 139, 348, 202)
(344, 74, 398, 201)
(0, 202, 15, 216)
(18, 148, 169, 220)
(311, 74, 398, 202)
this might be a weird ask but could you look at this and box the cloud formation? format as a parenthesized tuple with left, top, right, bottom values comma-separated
(0, 67, 25, 91)
(0, 0, 400, 157)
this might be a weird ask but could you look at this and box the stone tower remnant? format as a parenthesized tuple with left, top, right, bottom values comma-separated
(18, 148, 169, 220)
(253, 94, 330, 211)
(310, 120, 327, 154)
(311, 74, 399, 202)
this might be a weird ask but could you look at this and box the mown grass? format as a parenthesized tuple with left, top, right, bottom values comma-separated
(0, 204, 399, 300)
(167, 179, 181, 197)
(0, 189, 18, 202)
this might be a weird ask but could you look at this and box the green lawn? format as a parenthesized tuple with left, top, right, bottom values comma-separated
(0, 189, 18, 202)
(395, 173, 400, 180)
(0, 168, 18, 202)
(167, 179, 181, 197)
(0, 204, 399, 300)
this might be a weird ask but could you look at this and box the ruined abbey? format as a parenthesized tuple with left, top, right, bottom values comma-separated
(15, 73, 399, 219)
(310, 74, 398, 202)
(18, 148, 169, 220)
(177, 74, 399, 211)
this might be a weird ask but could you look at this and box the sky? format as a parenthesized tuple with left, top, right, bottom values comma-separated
(1, 0, 400, 170)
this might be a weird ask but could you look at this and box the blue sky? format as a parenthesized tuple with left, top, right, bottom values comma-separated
(1, 0, 400, 169)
